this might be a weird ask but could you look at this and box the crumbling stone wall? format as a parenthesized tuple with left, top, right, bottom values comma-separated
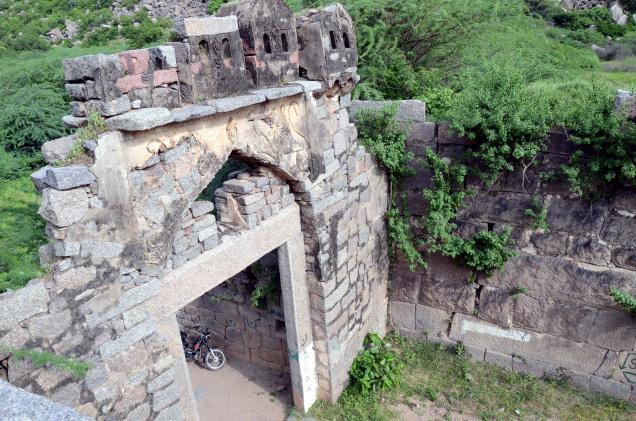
(112, 0, 210, 20)
(385, 104, 636, 404)
(0, 4, 390, 419)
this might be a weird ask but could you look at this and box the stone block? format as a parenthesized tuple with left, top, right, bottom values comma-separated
(193, 214, 216, 232)
(152, 87, 180, 109)
(99, 318, 156, 359)
(612, 248, 636, 271)
(449, 314, 606, 374)
(587, 309, 636, 351)
(513, 294, 597, 343)
(54, 240, 80, 257)
(51, 382, 81, 407)
(147, 368, 176, 393)
(171, 105, 218, 122)
(210, 94, 267, 113)
(568, 235, 611, 265)
(39, 187, 88, 227)
(153, 69, 178, 87)
(182, 15, 238, 37)
(118, 50, 150, 75)
(190, 200, 214, 217)
(28, 310, 72, 340)
(484, 349, 512, 369)
(151, 383, 179, 412)
(546, 197, 607, 235)
(488, 253, 636, 309)
(45, 166, 96, 190)
(149, 46, 177, 69)
(418, 254, 476, 314)
(390, 301, 415, 330)
(223, 179, 256, 194)
(81, 241, 125, 258)
(254, 85, 304, 100)
(479, 287, 512, 328)
(415, 304, 451, 340)
(601, 214, 636, 248)
(529, 230, 568, 257)
(107, 108, 174, 131)
(458, 191, 532, 224)
(86, 280, 160, 328)
(42, 135, 77, 164)
(0, 281, 49, 331)
(155, 403, 183, 421)
(31, 166, 51, 192)
(349, 100, 426, 123)
(53, 265, 96, 291)
(590, 375, 632, 400)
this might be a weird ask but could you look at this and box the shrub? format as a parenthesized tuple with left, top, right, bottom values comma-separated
(208, 0, 230, 14)
(120, 11, 173, 49)
(349, 333, 403, 395)
(0, 85, 70, 152)
(444, 64, 555, 185)
(553, 8, 627, 38)
(609, 288, 636, 314)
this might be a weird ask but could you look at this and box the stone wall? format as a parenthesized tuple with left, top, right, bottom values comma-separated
(385, 106, 636, 404)
(0, 3, 390, 419)
(112, 0, 210, 20)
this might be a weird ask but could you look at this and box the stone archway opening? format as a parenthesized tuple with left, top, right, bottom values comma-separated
(147, 158, 318, 420)
(178, 250, 294, 419)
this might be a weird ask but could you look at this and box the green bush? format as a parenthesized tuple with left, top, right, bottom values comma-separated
(208, 0, 230, 14)
(553, 8, 627, 38)
(0, 85, 70, 152)
(120, 11, 173, 49)
(609, 288, 636, 314)
(349, 333, 403, 395)
(444, 65, 555, 185)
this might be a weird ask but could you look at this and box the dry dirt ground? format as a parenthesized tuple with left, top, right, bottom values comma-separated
(188, 360, 293, 421)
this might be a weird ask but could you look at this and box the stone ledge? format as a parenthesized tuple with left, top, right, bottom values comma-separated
(0, 380, 90, 421)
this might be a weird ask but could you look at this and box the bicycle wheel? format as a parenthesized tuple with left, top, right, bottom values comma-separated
(205, 348, 226, 371)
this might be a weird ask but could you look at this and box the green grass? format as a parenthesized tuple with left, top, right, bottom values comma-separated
(302, 336, 636, 421)
(2, 347, 91, 378)
(0, 175, 47, 293)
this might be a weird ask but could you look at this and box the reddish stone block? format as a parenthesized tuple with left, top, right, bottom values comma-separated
(116, 74, 149, 93)
(153, 69, 178, 87)
(119, 50, 150, 75)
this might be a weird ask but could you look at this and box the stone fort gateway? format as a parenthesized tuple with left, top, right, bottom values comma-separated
(0, 0, 635, 419)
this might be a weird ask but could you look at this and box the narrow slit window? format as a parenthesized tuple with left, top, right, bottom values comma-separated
(329, 31, 337, 49)
(222, 38, 232, 59)
(263, 33, 272, 54)
(198, 40, 210, 63)
(343, 32, 350, 49)
(281, 33, 288, 52)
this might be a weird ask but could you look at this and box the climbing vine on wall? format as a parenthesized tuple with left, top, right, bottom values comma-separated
(356, 106, 515, 275)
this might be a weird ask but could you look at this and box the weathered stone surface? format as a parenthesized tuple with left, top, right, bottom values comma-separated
(28, 310, 72, 340)
(53, 266, 97, 291)
(151, 382, 179, 412)
(124, 403, 150, 421)
(147, 368, 176, 393)
(190, 201, 214, 218)
(152, 87, 179, 109)
(388, 266, 421, 303)
(487, 253, 636, 309)
(52, 382, 82, 407)
(39, 188, 88, 227)
(389, 301, 415, 331)
(171, 105, 218, 123)
(62, 114, 87, 128)
(418, 254, 476, 313)
(45, 166, 96, 190)
(155, 403, 183, 421)
(100, 318, 156, 359)
(42, 135, 77, 164)
(568, 235, 611, 265)
(0, 281, 49, 331)
(479, 287, 512, 328)
(182, 15, 238, 37)
(80, 241, 125, 258)
(546, 197, 607, 235)
(612, 248, 636, 271)
(210, 94, 267, 113)
(54, 240, 80, 257)
(223, 179, 255, 194)
(106, 108, 174, 131)
(512, 295, 597, 342)
(458, 192, 532, 224)
(449, 314, 606, 374)
(31, 166, 52, 192)
(528, 230, 568, 256)
(587, 309, 636, 351)
(253, 85, 304, 100)
(601, 214, 636, 247)
(590, 375, 632, 400)
(415, 304, 451, 340)
(0, 380, 90, 421)
(349, 100, 426, 123)
(86, 280, 160, 328)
